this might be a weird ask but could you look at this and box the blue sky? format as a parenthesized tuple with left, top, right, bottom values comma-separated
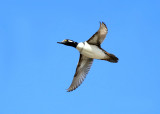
(0, 0, 160, 114)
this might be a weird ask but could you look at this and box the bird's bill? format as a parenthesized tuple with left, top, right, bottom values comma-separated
(57, 42, 63, 44)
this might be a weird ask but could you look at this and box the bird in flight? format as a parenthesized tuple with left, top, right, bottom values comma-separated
(57, 22, 118, 92)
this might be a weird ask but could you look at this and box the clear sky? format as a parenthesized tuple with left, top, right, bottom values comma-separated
(0, 0, 160, 114)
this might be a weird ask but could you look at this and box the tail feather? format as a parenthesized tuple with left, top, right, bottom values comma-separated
(106, 53, 119, 63)
(99, 47, 118, 63)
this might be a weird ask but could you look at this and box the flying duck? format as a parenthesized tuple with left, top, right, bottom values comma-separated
(57, 22, 118, 92)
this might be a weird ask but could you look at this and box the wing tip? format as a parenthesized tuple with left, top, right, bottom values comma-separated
(101, 21, 107, 28)
(67, 89, 74, 92)
(66, 86, 77, 92)
(102, 21, 106, 25)
(66, 79, 83, 92)
(99, 22, 108, 32)
(99, 21, 106, 25)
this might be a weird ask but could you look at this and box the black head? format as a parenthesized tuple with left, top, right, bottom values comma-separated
(57, 39, 78, 48)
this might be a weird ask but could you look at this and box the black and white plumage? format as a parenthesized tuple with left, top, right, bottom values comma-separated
(57, 22, 118, 92)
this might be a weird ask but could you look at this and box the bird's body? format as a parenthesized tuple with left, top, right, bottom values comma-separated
(57, 22, 118, 92)
(77, 42, 108, 60)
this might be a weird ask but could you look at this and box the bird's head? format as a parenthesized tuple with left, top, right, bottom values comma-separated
(57, 39, 78, 48)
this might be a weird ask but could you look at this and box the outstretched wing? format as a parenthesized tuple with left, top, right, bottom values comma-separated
(67, 54, 93, 92)
(87, 22, 108, 45)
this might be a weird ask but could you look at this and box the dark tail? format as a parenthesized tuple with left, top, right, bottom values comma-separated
(106, 53, 119, 63)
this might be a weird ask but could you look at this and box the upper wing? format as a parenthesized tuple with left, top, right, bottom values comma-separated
(87, 22, 108, 45)
(67, 54, 93, 92)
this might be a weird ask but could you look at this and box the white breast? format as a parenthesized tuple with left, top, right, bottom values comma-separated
(76, 42, 108, 59)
